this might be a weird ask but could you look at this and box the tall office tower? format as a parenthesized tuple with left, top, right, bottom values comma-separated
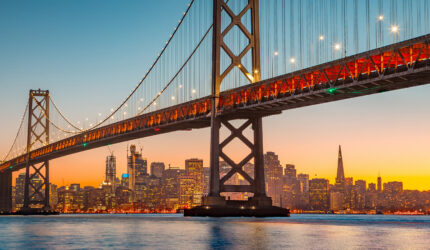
(309, 178, 330, 211)
(264, 152, 283, 206)
(127, 145, 147, 192)
(297, 173, 310, 209)
(105, 154, 117, 191)
(284, 164, 297, 178)
(178, 175, 196, 209)
(49, 183, 58, 208)
(335, 145, 345, 187)
(353, 180, 367, 210)
(203, 167, 210, 195)
(377, 175, 382, 192)
(185, 158, 204, 201)
(281, 164, 300, 209)
(14, 173, 26, 210)
(150, 162, 165, 178)
(297, 173, 310, 193)
(162, 166, 182, 210)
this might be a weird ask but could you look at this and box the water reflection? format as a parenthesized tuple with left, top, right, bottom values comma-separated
(0, 214, 429, 249)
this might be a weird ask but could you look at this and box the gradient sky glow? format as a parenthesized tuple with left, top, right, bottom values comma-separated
(1, 0, 430, 190)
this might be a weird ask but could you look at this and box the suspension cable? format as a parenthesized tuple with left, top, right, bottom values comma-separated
(2, 101, 29, 162)
(49, 96, 83, 132)
(137, 23, 213, 116)
(47, 0, 197, 133)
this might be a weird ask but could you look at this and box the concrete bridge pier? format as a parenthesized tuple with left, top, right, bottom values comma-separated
(0, 171, 12, 213)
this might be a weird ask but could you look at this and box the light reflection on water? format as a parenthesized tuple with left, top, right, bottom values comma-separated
(0, 214, 429, 249)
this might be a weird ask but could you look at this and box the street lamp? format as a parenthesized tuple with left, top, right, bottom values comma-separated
(272, 51, 278, 77)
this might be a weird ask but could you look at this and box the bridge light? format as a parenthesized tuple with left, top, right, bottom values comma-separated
(391, 25, 399, 33)
(246, 73, 255, 83)
(125, 103, 128, 107)
(319, 35, 324, 40)
(378, 15, 384, 21)
(98, 113, 101, 116)
(334, 43, 341, 50)
(153, 102, 157, 106)
(171, 96, 175, 100)
(273, 51, 279, 56)
(254, 69, 259, 74)
(327, 87, 338, 94)
(123, 112, 127, 115)
(192, 89, 196, 94)
(290, 57, 296, 64)
(85, 118, 88, 121)
(138, 107, 141, 110)
(139, 98, 144, 102)
(179, 84, 183, 88)
(110, 108, 114, 112)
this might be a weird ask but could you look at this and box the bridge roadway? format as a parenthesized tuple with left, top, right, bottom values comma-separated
(2, 34, 430, 173)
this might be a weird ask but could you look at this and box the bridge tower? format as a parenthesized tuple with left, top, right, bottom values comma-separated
(186, 0, 288, 216)
(23, 89, 51, 212)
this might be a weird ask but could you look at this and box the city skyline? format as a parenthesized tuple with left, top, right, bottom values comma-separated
(10, 144, 425, 192)
(12, 146, 426, 214)
(1, 0, 430, 191)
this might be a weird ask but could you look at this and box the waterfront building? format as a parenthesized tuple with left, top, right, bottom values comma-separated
(162, 166, 182, 209)
(185, 158, 204, 205)
(309, 178, 329, 211)
(264, 151, 283, 206)
(330, 191, 344, 211)
(178, 175, 196, 209)
(14, 173, 25, 210)
(353, 180, 366, 210)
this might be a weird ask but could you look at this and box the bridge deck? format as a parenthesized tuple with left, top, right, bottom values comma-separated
(2, 34, 430, 173)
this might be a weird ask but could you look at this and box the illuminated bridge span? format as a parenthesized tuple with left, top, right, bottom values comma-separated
(1, 0, 430, 215)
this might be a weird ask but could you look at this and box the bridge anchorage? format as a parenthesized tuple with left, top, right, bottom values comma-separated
(184, 0, 288, 217)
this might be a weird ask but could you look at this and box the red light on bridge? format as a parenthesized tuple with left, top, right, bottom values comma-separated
(154, 128, 160, 132)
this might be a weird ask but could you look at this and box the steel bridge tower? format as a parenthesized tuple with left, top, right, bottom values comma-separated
(22, 89, 51, 212)
(186, 0, 288, 216)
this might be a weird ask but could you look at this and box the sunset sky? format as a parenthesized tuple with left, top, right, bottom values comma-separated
(1, 0, 430, 190)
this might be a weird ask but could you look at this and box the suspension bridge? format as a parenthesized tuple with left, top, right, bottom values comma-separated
(1, 0, 430, 216)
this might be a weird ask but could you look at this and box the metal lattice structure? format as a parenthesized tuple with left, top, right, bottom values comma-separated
(23, 90, 50, 210)
(207, 0, 273, 208)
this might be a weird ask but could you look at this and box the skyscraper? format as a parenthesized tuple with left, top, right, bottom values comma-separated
(309, 178, 330, 210)
(105, 154, 116, 191)
(127, 145, 147, 193)
(150, 162, 165, 178)
(377, 175, 382, 192)
(14, 173, 26, 210)
(264, 151, 283, 206)
(185, 158, 204, 205)
(335, 145, 345, 187)
(162, 166, 183, 210)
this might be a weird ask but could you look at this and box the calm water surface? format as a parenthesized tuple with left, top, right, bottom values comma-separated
(0, 214, 429, 249)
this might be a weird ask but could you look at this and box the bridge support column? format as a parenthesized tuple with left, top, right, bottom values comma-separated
(23, 161, 50, 211)
(186, 115, 288, 216)
(21, 89, 54, 214)
(0, 171, 12, 213)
